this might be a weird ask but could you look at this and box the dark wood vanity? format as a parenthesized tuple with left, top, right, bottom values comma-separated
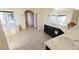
(44, 25, 64, 50)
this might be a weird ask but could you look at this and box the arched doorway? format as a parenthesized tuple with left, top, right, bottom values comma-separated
(24, 10, 35, 28)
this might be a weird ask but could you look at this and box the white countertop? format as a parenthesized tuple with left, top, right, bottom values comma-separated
(44, 29, 79, 50)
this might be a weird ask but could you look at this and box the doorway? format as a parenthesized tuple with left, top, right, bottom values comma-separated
(25, 10, 37, 29)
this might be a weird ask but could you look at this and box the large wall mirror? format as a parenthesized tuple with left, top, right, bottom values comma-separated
(0, 11, 17, 37)
(44, 15, 66, 27)
(0, 11, 16, 30)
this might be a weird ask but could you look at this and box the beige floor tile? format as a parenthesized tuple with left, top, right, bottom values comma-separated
(7, 29, 52, 50)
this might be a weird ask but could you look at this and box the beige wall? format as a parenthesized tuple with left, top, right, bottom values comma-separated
(0, 8, 79, 37)
(51, 8, 79, 26)
(35, 8, 75, 29)
(37, 8, 79, 29)
(0, 8, 25, 37)
(0, 8, 48, 36)
(0, 8, 39, 37)
(22, 8, 41, 30)
(36, 8, 54, 29)
(0, 8, 54, 31)
(52, 8, 74, 26)
(0, 8, 79, 49)
(0, 21, 9, 49)
(34, 8, 78, 29)
(71, 10, 79, 24)
(0, 30, 9, 49)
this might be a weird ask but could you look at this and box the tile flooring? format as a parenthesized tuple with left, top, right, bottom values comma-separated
(7, 29, 52, 50)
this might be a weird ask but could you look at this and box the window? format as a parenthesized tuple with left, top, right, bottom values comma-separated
(0, 12, 16, 30)
(58, 15, 66, 26)
(50, 15, 66, 26)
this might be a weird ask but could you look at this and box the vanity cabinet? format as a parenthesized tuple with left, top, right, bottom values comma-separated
(44, 25, 64, 50)
(44, 25, 64, 38)
(46, 46, 50, 50)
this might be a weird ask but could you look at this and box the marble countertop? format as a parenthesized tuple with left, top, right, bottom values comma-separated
(44, 24, 79, 50)
(44, 32, 79, 50)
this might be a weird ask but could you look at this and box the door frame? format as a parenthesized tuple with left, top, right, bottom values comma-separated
(24, 10, 34, 28)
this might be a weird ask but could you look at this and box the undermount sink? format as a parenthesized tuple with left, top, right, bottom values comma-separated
(52, 37, 75, 50)
(45, 34, 79, 50)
